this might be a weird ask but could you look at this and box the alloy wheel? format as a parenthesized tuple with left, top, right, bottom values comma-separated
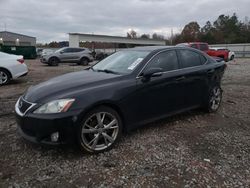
(0, 71, 8, 85)
(209, 87, 222, 111)
(81, 112, 119, 151)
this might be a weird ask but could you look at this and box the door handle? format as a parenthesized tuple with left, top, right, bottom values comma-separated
(175, 76, 185, 81)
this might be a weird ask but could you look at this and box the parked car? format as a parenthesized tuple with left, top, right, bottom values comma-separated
(41, 49, 55, 57)
(15, 46, 226, 153)
(210, 47, 235, 61)
(40, 47, 94, 66)
(36, 48, 43, 57)
(0, 52, 28, 85)
(177, 42, 229, 62)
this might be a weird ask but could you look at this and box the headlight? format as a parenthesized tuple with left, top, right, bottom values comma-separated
(33, 99, 75, 114)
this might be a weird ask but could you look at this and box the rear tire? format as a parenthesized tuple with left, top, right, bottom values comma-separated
(77, 106, 123, 154)
(205, 85, 222, 113)
(48, 57, 59, 66)
(0, 69, 11, 86)
(79, 57, 89, 66)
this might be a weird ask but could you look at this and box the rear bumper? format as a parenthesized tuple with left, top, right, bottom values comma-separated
(12, 64, 28, 79)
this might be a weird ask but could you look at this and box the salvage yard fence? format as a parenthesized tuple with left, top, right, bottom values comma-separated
(209, 43, 250, 58)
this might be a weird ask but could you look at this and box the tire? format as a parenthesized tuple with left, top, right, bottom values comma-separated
(48, 57, 59, 66)
(205, 85, 222, 113)
(77, 106, 123, 154)
(230, 55, 234, 61)
(79, 57, 89, 66)
(0, 69, 11, 86)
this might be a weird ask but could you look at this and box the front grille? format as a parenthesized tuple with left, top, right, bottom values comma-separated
(18, 97, 33, 114)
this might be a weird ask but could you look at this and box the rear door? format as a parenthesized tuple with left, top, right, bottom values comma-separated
(72, 48, 85, 61)
(176, 49, 208, 108)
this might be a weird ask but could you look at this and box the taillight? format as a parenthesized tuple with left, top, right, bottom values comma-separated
(17, 59, 24, 64)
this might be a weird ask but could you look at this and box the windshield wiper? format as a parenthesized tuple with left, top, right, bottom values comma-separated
(96, 69, 120, 75)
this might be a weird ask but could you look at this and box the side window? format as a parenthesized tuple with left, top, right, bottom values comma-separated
(200, 44, 209, 51)
(74, 48, 85, 52)
(200, 55, 207, 64)
(146, 50, 179, 72)
(62, 48, 73, 53)
(178, 49, 203, 68)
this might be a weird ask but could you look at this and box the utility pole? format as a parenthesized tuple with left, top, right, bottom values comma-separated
(170, 28, 173, 45)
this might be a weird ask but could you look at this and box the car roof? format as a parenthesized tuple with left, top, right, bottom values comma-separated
(124, 45, 205, 54)
(123, 46, 174, 52)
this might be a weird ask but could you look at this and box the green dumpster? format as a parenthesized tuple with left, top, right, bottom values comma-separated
(0, 45, 37, 59)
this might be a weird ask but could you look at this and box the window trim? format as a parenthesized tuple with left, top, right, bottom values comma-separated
(136, 48, 208, 79)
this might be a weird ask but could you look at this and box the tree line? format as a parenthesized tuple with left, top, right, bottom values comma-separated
(127, 13, 250, 45)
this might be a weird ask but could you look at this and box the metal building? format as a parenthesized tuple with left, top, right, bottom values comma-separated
(0, 31, 36, 46)
(69, 33, 165, 47)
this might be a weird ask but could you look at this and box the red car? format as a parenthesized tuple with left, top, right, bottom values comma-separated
(177, 42, 229, 62)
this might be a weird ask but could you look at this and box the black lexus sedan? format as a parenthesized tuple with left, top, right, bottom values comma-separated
(15, 46, 226, 153)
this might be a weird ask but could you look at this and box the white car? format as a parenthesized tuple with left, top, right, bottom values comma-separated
(229, 50, 235, 60)
(0, 52, 28, 85)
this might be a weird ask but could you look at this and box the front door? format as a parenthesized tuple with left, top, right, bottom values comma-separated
(131, 50, 183, 124)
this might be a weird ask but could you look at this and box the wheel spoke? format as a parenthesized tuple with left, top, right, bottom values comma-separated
(101, 113, 106, 123)
(104, 125, 118, 130)
(102, 132, 114, 143)
(103, 134, 109, 146)
(96, 113, 102, 125)
(105, 119, 117, 129)
(89, 134, 100, 149)
(82, 128, 98, 134)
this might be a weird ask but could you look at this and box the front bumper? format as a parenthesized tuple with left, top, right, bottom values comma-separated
(40, 57, 49, 64)
(15, 111, 80, 145)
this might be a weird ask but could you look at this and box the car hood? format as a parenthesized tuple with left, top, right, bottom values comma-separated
(24, 70, 121, 103)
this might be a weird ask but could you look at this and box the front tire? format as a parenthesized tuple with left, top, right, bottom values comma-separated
(205, 85, 222, 113)
(77, 106, 122, 154)
(0, 69, 11, 86)
(48, 57, 59, 66)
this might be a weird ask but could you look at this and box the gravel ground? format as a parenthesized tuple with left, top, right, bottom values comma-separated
(0, 59, 250, 188)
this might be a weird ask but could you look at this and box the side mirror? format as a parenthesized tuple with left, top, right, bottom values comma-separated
(142, 67, 163, 81)
(60, 51, 64, 54)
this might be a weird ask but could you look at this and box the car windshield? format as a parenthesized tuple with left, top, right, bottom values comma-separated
(92, 50, 149, 74)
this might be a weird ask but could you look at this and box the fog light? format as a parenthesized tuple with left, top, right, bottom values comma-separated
(51, 132, 59, 142)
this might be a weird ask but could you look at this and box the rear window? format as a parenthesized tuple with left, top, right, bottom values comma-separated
(178, 49, 205, 68)
(73, 48, 85, 52)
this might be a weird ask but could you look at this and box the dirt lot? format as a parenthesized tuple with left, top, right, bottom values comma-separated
(0, 59, 250, 187)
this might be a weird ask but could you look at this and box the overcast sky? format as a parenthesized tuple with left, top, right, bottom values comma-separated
(0, 0, 249, 43)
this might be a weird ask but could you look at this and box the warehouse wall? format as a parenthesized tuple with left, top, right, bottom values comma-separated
(0, 31, 36, 46)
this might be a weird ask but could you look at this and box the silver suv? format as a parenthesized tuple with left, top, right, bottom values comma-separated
(40, 47, 94, 66)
